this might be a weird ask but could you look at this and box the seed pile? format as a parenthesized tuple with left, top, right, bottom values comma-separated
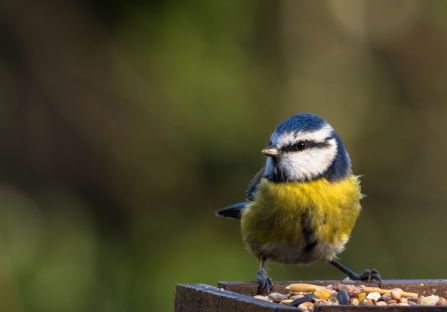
(253, 282, 447, 310)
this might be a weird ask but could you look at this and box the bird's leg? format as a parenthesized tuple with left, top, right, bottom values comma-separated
(329, 259, 382, 288)
(256, 257, 273, 294)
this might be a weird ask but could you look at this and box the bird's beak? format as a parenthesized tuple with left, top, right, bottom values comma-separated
(262, 144, 280, 157)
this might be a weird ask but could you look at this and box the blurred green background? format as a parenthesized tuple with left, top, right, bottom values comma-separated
(1, 0, 447, 311)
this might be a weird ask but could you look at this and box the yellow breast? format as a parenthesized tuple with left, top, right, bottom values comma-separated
(241, 176, 362, 262)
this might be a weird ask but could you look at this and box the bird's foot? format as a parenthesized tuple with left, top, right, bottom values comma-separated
(256, 267, 273, 294)
(329, 260, 382, 288)
(352, 268, 382, 287)
(343, 268, 382, 288)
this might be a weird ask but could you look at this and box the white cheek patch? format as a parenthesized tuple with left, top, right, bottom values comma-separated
(280, 138, 337, 181)
(271, 124, 333, 146)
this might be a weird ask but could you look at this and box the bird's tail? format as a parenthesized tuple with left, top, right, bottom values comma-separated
(215, 202, 247, 220)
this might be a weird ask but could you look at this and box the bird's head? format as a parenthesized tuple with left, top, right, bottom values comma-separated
(263, 113, 351, 182)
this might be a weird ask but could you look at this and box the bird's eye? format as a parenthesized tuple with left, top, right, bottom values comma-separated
(293, 141, 307, 151)
(282, 140, 308, 153)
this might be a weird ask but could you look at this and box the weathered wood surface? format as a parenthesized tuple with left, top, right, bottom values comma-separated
(175, 280, 447, 311)
(174, 283, 296, 311)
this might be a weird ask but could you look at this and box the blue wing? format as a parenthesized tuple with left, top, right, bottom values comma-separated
(215, 167, 265, 220)
(245, 167, 265, 202)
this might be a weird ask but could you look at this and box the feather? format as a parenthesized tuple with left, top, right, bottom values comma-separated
(215, 202, 247, 219)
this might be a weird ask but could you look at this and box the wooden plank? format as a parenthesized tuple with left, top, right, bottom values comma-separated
(174, 283, 296, 311)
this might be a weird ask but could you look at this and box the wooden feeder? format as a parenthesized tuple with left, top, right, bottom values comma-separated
(175, 280, 447, 311)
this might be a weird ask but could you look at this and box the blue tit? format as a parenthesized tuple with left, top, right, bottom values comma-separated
(216, 113, 381, 294)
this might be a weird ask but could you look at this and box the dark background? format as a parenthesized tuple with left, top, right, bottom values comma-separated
(1, 0, 447, 311)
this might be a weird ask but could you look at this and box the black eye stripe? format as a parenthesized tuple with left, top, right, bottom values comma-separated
(282, 140, 331, 153)
(282, 140, 307, 152)
(307, 141, 331, 148)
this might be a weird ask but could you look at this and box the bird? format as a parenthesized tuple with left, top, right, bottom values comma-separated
(216, 113, 381, 294)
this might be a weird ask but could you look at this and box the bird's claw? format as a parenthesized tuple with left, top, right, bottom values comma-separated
(329, 260, 383, 288)
(356, 268, 382, 288)
(256, 267, 273, 294)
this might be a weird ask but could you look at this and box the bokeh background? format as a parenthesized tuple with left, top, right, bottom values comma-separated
(1, 0, 447, 311)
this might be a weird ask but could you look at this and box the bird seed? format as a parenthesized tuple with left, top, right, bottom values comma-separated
(253, 282, 447, 309)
